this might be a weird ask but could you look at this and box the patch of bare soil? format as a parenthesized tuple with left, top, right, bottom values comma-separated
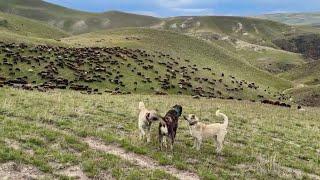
(57, 165, 89, 180)
(84, 137, 200, 180)
(4, 138, 35, 156)
(95, 171, 115, 180)
(0, 162, 52, 180)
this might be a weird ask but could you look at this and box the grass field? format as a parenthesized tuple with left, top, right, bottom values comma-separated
(0, 88, 319, 179)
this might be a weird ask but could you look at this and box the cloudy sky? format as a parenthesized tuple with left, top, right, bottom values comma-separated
(44, 0, 320, 17)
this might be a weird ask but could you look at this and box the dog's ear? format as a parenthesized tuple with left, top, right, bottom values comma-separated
(146, 112, 150, 120)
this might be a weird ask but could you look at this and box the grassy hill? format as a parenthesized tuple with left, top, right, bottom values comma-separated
(286, 85, 320, 106)
(207, 39, 306, 74)
(157, 16, 295, 47)
(62, 28, 293, 94)
(0, 27, 294, 103)
(0, 0, 160, 34)
(258, 12, 320, 26)
(0, 0, 306, 47)
(280, 61, 320, 85)
(0, 11, 68, 39)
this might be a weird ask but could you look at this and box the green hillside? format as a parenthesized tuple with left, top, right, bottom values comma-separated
(280, 61, 320, 85)
(258, 12, 320, 26)
(207, 39, 306, 74)
(0, 11, 68, 39)
(0, 0, 160, 34)
(62, 28, 293, 92)
(0, 27, 296, 103)
(157, 16, 295, 47)
(286, 85, 320, 106)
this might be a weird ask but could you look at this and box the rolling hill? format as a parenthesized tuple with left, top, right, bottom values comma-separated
(280, 60, 320, 85)
(259, 12, 320, 26)
(0, 0, 160, 34)
(1, 0, 319, 106)
(0, 27, 295, 103)
(62, 28, 293, 91)
(0, 11, 68, 39)
(157, 16, 295, 47)
(0, 0, 304, 47)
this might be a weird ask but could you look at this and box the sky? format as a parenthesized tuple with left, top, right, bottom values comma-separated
(44, 0, 320, 17)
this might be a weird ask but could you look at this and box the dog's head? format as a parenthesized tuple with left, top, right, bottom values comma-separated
(146, 111, 161, 122)
(183, 114, 199, 126)
(172, 105, 183, 117)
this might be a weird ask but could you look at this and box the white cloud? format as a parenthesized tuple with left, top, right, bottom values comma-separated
(157, 0, 194, 8)
(172, 8, 215, 16)
(129, 10, 159, 17)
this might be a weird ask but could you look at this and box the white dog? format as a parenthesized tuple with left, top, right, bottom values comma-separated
(138, 101, 161, 142)
(183, 110, 228, 154)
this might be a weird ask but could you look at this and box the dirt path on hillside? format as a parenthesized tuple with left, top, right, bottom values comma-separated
(84, 137, 200, 180)
(11, 119, 199, 179)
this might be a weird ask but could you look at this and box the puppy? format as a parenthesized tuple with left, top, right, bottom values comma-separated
(138, 101, 161, 142)
(183, 110, 228, 154)
(159, 105, 183, 150)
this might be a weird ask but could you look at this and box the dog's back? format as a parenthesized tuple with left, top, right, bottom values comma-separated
(164, 109, 180, 135)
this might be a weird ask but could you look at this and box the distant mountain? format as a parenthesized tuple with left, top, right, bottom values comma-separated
(0, 0, 161, 34)
(258, 12, 320, 26)
(0, 0, 306, 48)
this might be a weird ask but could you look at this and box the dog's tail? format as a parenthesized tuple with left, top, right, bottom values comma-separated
(139, 101, 145, 111)
(216, 110, 228, 127)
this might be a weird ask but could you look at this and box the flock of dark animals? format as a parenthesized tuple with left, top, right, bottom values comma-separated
(0, 41, 295, 108)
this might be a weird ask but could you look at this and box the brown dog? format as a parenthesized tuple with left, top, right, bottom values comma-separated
(159, 105, 183, 150)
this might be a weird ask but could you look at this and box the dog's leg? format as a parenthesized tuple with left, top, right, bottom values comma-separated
(169, 135, 174, 151)
(216, 133, 226, 154)
(159, 134, 164, 150)
(192, 138, 197, 149)
(139, 126, 146, 141)
(163, 137, 168, 149)
(146, 125, 151, 143)
(196, 138, 202, 151)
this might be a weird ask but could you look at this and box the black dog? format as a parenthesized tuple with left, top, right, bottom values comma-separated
(159, 105, 183, 150)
